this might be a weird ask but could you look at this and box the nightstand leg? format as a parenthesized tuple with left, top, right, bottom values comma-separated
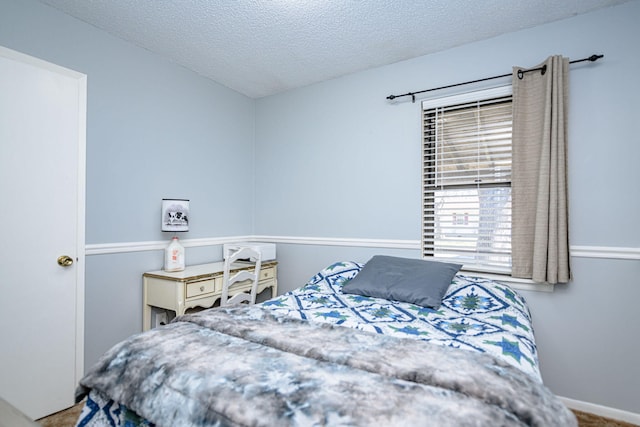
(143, 304, 151, 331)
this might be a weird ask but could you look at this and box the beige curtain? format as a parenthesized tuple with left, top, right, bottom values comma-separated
(511, 55, 571, 284)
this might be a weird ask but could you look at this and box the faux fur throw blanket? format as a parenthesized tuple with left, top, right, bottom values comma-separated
(76, 305, 576, 427)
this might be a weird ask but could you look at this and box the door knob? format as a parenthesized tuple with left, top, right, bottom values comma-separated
(57, 255, 74, 267)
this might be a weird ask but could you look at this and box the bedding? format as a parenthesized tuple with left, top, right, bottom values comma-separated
(266, 261, 541, 380)
(75, 260, 575, 427)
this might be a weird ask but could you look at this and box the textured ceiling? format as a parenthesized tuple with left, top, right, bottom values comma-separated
(38, 0, 630, 98)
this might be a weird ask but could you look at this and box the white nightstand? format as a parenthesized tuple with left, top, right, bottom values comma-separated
(142, 260, 277, 331)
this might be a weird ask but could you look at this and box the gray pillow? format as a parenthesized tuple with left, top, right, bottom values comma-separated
(341, 255, 462, 309)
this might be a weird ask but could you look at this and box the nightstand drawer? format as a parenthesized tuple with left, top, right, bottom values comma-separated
(260, 267, 275, 281)
(186, 279, 216, 299)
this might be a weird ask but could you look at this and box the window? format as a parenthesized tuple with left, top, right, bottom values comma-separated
(422, 86, 513, 274)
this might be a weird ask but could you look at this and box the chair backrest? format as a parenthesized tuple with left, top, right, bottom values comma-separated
(220, 246, 262, 306)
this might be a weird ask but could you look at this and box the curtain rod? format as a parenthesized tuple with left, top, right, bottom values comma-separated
(386, 54, 604, 103)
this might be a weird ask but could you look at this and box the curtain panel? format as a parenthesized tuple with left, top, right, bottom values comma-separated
(511, 55, 571, 284)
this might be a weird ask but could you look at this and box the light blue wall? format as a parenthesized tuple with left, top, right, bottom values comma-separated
(255, 3, 640, 247)
(254, 67, 421, 240)
(0, 0, 255, 244)
(0, 0, 255, 367)
(256, 1, 640, 414)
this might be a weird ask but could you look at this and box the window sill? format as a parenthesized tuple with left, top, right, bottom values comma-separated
(460, 270, 555, 293)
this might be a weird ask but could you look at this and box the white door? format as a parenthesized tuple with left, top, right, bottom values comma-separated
(0, 46, 86, 420)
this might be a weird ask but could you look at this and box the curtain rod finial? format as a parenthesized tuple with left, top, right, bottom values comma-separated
(588, 54, 604, 62)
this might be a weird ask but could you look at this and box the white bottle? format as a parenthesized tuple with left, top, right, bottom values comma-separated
(164, 236, 185, 272)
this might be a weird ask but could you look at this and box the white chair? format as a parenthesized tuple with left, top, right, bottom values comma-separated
(220, 246, 262, 306)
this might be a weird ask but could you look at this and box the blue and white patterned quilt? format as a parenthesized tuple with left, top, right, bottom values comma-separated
(264, 261, 541, 380)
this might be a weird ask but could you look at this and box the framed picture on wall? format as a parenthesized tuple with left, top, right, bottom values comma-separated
(162, 199, 190, 232)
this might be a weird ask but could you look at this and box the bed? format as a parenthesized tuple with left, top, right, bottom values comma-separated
(75, 257, 576, 426)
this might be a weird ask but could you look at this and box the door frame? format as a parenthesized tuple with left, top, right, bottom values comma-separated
(0, 45, 87, 389)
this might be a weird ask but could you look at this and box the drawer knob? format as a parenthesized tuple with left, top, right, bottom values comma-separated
(200, 286, 205, 292)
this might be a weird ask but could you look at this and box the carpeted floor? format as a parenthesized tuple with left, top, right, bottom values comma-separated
(36, 403, 638, 427)
(35, 402, 83, 427)
(573, 409, 639, 427)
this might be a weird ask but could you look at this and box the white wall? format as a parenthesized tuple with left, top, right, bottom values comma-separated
(255, 1, 640, 415)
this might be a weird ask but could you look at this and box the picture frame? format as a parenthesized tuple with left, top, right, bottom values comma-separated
(162, 199, 190, 232)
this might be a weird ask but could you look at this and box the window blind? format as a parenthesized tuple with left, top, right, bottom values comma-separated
(422, 91, 513, 274)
